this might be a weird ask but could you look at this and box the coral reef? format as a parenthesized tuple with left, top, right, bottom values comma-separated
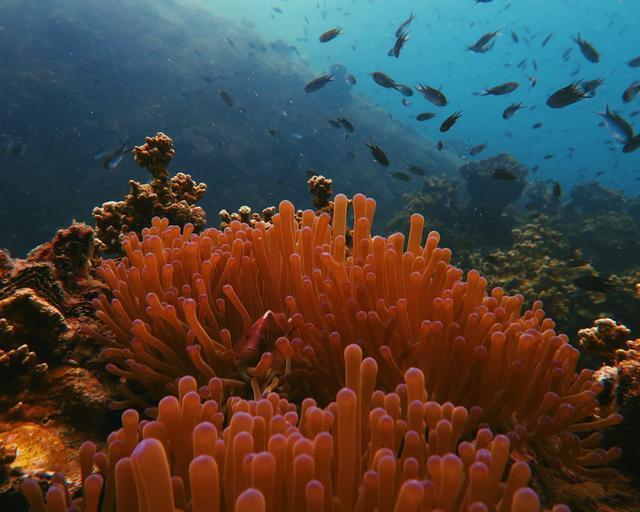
(578, 318, 631, 364)
(459, 154, 528, 244)
(0, 224, 115, 509)
(594, 337, 640, 469)
(92, 195, 621, 478)
(22, 353, 570, 512)
(385, 174, 471, 255)
(92, 133, 207, 254)
(307, 174, 334, 212)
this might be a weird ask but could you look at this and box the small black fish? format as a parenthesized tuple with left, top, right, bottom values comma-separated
(467, 31, 499, 53)
(573, 275, 614, 293)
(623, 81, 640, 103)
(417, 84, 447, 106)
(440, 111, 462, 132)
(346, 74, 357, 85)
(406, 165, 426, 176)
(304, 74, 335, 93)
(544, 154, 555, 160)
(581, 78, 605, 96)
(552, 181, 562, 197)
(391, 171, 411, 181)
(492, 168, 517, 181)
(416, 112, 436, 121)
(437, 141, 445, 151)
(546, 82, 590, 108)
(371, 71, 398, 89)
(628, 56, 640, 68)
(527, 76, 537, 89)
(217, 88, 234, 107)
(319, 28, 343, 42)
(327, 118, 342, 129)
(573, 34, 600, 63)
(336, 117, 354, 132)
(480, 82, 519, 95)
(532, 122, 543, 129)
(502, 102, 524, 119)
(365, 138, 390, 166)
(623, 135, 640, 153)
(511, 30, 519, 44)
(395, 12, 415, 38)
(397, 85, 414, 97)
(597, 106, 634, 143)
(568, 258, 590, 267)
(388, 31, 410, 58)
(469, 143, 487, 155)
(266, 128, 282, 139)
(541, 32, 553, 47)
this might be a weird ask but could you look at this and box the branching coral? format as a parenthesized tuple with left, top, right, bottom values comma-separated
(92, 133, 207, 254)
(21, 349, 570, 512)
(91, 194, 621, 476)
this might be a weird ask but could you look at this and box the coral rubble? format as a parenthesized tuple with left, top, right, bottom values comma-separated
(92, 133, 207, 254)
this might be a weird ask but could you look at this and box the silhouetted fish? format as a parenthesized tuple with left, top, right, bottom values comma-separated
(479, 82, 519, 95)
(395, 12, 415, 38)
(417, 84, 447, 106)
(416, 112, 436, 121)
(407, 165, 426, 176)
(217, 88, 234, 107)
(623, 135, 640, 153)
(469, 143, 487, 155)
(623, 81, 640, 103)
(365, 138, 390, 166)
(541, 32, 553, 47)
(628, 56, 640, 68)
(597, 106, 634, 143)
(546, 82, 590, 108)
(553, 181, 562, 197)
(437, 141, 445, 151)
(467, 31, 499, 53)
(391, 171, 411, 181)
(581, 78, 604, 96)
(319, 28, 343, 42)
(304, 74, 335, 92)
(440, 112, 462, 132)
(573, 34, 600, 63)
(388, 31, 410, 58)
(502, 102, 524, 119)
(574, 275, 614, 292)
(492, 168, 516, 180)
(336, 117, 354, 132)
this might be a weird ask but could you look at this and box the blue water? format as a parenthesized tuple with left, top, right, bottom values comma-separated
(215, 0, 640, 190)
(0, 0, 639, 254)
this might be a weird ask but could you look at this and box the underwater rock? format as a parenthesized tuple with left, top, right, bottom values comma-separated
(92, 133, 207, 254)
(459, 153, 528, 213)
(595, 337, 640, 472)
(578, 317, 631, 364)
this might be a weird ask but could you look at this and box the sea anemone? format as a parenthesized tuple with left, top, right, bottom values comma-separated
(21, 348, 569, 512)
(91, 194, 622, 475)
